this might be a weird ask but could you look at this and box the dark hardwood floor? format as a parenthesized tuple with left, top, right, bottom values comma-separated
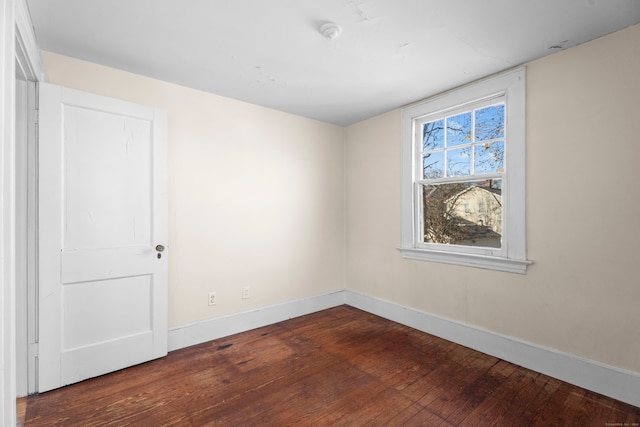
(18, 305, 640, 426)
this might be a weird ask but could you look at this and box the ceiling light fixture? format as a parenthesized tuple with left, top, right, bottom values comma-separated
(320, 22, 342, 40)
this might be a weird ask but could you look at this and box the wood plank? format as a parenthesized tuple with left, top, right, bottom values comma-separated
(19, 306, 640, 426)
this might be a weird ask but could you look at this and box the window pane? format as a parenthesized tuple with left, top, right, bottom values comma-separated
(475, 105, 504, 141)
(423, 120, 444, 150)
(446, 112, 472, 146)
(446, 147, 470, 176)
(423, 152, 444, 179)
(474, 141, 504, 174)
(423, 180, 502, 247)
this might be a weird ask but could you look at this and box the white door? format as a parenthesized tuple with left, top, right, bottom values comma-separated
(37, 83, 168, 392)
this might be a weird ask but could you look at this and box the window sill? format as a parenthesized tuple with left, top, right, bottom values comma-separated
(397, 247, 532, 274)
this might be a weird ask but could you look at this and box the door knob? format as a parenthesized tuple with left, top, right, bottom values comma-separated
(155, 244, 165, 252)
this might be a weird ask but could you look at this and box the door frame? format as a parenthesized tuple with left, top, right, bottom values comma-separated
(1, 0, 44, 424)
(0, 1, 16, 423)
(15, 0, 44, 398)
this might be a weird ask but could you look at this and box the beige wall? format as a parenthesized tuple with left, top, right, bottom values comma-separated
(345, 24, 640, 374)
(42, 23, 640, 375)
(42, 51, 345, 327)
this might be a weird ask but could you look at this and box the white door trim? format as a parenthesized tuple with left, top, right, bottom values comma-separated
(14, 79, 28, 398)
(1, 0, 17, 423)
(15, 0, 45, 83)
(14, 80, 37, 398)
(2, 0, 44, 424)
(15, 0, 45, 399)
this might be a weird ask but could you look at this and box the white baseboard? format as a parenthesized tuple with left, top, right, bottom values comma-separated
(167, 289, 640, 408)
(168, 290, 346, 352)
(345, 290, 640, 408)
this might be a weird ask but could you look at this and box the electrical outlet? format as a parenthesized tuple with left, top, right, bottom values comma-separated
(242, 286, 250, 299)
(208, 292, 217, 306)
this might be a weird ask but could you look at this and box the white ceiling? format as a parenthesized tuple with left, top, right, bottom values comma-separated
(26, 0, 640, 126)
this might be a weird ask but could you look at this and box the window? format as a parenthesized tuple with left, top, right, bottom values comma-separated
(400, 68, 531, 273)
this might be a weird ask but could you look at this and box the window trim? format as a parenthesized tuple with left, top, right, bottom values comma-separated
(399, 68, 531, 274)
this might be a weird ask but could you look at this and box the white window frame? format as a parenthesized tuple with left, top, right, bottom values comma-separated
(399, 68, 531, 274)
